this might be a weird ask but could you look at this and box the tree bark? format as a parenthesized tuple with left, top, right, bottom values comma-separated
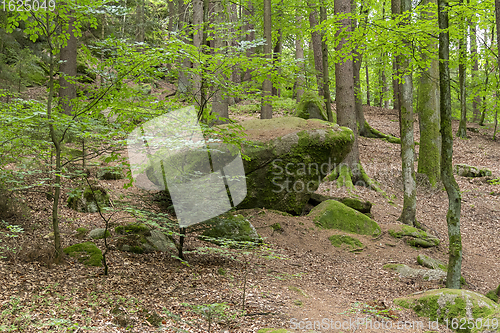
(438, 0, 463, 289)
(242, 1, 255, 83)
(272, 28, 283, 97)
(211, 2, 229, 124)
(457, 0, 468, 138)
(136, 0, 145, 43)
(365, 62, 371, 106)
(417, 0, 441, 187)
(335, 0, 360, 169)
(470, 11, 480, 122)
(192, 0, 203, 108)
(261, 0, 273, 119)
(176, 0, 191, 96)
(391, 0, 401, 111)
(308, 0, 325, 98)
(295, 19, 305, 103)
(398, 0, 416, 226)
(352, 1, 368, 134)
(320, 2, 333, 122)
(59, 17, 77, 115)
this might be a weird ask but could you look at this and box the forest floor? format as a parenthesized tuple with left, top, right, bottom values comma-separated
(0, 98, 499, 333)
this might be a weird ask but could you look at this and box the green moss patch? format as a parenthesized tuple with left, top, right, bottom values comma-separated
(63, 242, 102, 266)
(295, 91, 328, 121)
(329, 234, 363, 250)
(389, 225, 439, 247)
(394, 289, 500, 332)
(309, 200, 381, 236)
(115, 223, 150, 235)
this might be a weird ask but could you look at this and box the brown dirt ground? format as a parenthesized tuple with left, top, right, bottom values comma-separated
(0, 102, 499, 332)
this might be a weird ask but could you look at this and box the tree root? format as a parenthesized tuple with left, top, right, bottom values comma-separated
(360, 121, 401, 144)
(324, 163, 387, 197)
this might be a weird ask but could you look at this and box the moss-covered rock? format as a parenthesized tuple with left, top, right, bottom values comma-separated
(63, 242, 102, 266)
(389, 225, 440, 248)
(486, 284, 500, 303)
(309, 193, 372, 214)
(114, 223, 174, 253)
(88, 228, 111, 239)
(328, 234, 363, 250)
(417, 254, 446, 270)
(309, 200, 381, 236)
(67, 186, 110, 213)
(295, 91, 328, 121)
(394, 288, 500, 332)
(97, 166, 123, 180)
(201, 214, 262, 248)
(454, 164, 492, 178)
(384, 263, 447, 281)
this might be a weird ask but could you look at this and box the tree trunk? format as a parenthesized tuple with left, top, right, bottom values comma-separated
(59, 16, 77, 115)
(320, 2, 333, 122)
(335, 0, 360, 169)
(495, 0, 500, 117)
(308, 0, 325, 98)
(192, 0, 203, 108)
(295, 19, 305, 103)
(417, 0, 441, 187)
(398, 0, 416, 226)
(272, 28, 283, 97)
(211, 2, 229, 124)
(242, 1, 255, 83)
(261, 0, 273, 119)
(136, 0, 145, 43)
(391, 0, 401, 111)
(470, 14, 480, 122)
(365, 62, 371, 106)
(438, 0, 463, 289)
(352, 1, 368, 134)
(176, 0, 191, 96)
(457, 0, 468, 138)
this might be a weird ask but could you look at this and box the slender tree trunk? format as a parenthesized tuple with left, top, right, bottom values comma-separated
(365, 62, 371, 106)
(47, 31, 62, 263)
(335, 0, 360, 169)
(308, 0, 325, 98)
(212, 2, 229, 123)
(470, 13, 480, 122)
(192, 0, 203, 108)
(479, 54, 489, 126)
(438, 0, 463, 289)
(398, 0, 416, 226)
(417, 0, 441, 187)
(457, 0, 468, 138)
(272, 28, 283, 97)
(320, 2, 333, 122)
(392, 0, 401, 111)
(261, 0, 273, 119)
(59, 17, 77, 115)
(352, 1, 368, 134)
(295, 18, 305, 103)
(242, 1, 255, 83)
(495, 0, 500, 128)
(136, 0, 145, 43)
(176, 0, 191, 96)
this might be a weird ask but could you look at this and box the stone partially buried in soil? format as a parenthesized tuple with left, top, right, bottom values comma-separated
(63, 242, 102, 266)
(389, 225, 440, 248)
(200, 214, 262, 248)
(309, 200, 381, 236)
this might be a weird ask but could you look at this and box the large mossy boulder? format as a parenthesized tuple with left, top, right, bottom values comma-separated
(143, 117, 353, 216)
(389, 225, 440, 248)
(308, 200, 381, 236)
(238, 117, 353, 215)
(63, 242, 102, 266)
(394, 289, 500, 332)
(115, 223, 174, 254)
(67, 186, 110, 213)
(454, 164, 492, 178)
(201, 214, 262, 248)
(295, 91, 329, 121)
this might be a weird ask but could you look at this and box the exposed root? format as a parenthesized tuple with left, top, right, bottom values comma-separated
(360, 121, 401, 144)
(324, 163, 387, 197)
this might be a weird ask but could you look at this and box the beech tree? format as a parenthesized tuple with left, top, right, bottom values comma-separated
(438, 0, 463, 289)
(261, 0, 273, 119)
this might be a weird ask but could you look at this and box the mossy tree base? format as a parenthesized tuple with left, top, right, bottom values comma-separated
(324, 162, 385, 195)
